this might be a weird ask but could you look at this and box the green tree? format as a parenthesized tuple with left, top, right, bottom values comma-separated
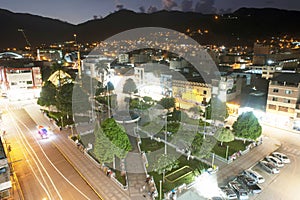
(171, 108, 189, 122)
(191, 133, 204, 154)
(232, 111, 262, 140)
(101, 118, 132, 158)
(152, 154, 179, 175)
(95, 81, 105, 96)
(143, 96, 153, 103)
(158, 97, 175, 111)
(56, 82, 74, 117)
(93, 124, 115, 163)
(214, 128, 235, 146)
(37, 81, 57, 108)
(123, 78, 137, 94)
(205, 98, 228, 121)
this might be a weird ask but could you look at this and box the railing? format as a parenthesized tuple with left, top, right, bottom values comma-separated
(111, 175, 128, 190)
(67, 136, 129, 190)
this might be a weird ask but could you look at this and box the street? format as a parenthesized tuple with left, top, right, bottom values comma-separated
(1, 99, 101, 200)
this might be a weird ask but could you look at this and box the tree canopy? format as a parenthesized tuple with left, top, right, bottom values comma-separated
(56, 82, 74, 116)
(205, 97, 229, 121)
(100, 118, 132, 158)
(214, 128, 235, 145)
(93, 124, 115, 163)
(158, 97, 175, 110)
(152, 154, 179, 175)
(123, 78, 137, 94)
(232, 111, 262, 140)
(37, 81, 56, 107)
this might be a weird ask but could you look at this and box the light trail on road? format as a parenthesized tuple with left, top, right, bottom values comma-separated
(4, 100, 94, 200)
(7, 109, 62, 200)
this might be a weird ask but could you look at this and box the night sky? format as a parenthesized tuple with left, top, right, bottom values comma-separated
(0, 0, 300, 24)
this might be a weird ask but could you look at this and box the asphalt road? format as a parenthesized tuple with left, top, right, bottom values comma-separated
(251, 124, 300, 200)
(1, 99, 101, 200)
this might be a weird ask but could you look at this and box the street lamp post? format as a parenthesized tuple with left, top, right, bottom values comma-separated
(74, 33, 81, 79)
(226, 145, 229, 160)
(212, 152, 215, 167)
(71, 125, 74, 137)
(164, 115, 167, 155)
(203, 104, 208, 139)
(159, 180, 162, 200)
(61, 116, 64, 129)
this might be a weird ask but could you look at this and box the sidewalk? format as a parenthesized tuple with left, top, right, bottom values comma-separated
(25, 105, 131, 200)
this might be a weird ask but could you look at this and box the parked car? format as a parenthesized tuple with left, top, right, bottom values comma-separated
(259, 160, 280, 174)
(243, 169, 265, 184)
(228, 180, 249, 200)
(237, 175, 256, 185)
(272, 152, 290, 164)
(265, 156, 284, 168)
(220, 186, 238, 200)
(237, 175, 262, 194)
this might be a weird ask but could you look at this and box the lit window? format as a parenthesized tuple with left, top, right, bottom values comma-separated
(285, 90, 292, 94)
(283, 99, 291, 103)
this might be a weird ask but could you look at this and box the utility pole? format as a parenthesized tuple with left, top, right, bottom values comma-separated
(74, 34, 81, 79)
(18, 29, 31, 50)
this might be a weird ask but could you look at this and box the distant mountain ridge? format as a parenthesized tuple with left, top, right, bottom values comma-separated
(1, 8, 300, 49)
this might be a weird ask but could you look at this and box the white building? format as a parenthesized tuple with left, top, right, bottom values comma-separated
(134, 63, 170, 100)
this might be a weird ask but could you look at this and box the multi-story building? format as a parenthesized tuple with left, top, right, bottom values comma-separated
(134, 63, 170, 100)
(266, 73, 300, 128)
(0, 136, 12, 199)
(253, 43, 270, 65)
(172, 79, 211, 109)
(0, 59, 42, 99)
(118, 54, 129, 64)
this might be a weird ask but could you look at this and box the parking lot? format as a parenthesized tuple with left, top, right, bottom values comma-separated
(243, 148, 300, 200)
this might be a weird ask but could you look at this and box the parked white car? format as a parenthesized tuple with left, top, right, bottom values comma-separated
(272, 152, 290, 164)
(243, 169, 265, 184)
(265, 156, 284, 168)
(259, 160, 280, 174)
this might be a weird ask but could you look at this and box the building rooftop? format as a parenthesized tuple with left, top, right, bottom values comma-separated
(271, 73, 300, 85)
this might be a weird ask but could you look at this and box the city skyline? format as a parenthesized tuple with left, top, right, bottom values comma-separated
(0, 0, 299, 24)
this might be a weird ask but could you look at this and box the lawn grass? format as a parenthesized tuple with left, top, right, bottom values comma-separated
(140, 138, 164, 153)
(212, 139, 251, 158)
(140, 137, 207, 193)
(148, 155, 206, 193)
(165, 166, 193, 182)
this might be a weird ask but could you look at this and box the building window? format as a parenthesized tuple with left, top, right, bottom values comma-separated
(285, 90, 292, 94)
(297, 113, 300, 118)
(272, 97, 278, 101)
(278, 106, 288, 112)
(283, 99, 291, 104)
(268, 104, 276, 110)
(273, 89, 279, 93)
(27, 81, 33, 84)
(203, 90, 207, 95)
